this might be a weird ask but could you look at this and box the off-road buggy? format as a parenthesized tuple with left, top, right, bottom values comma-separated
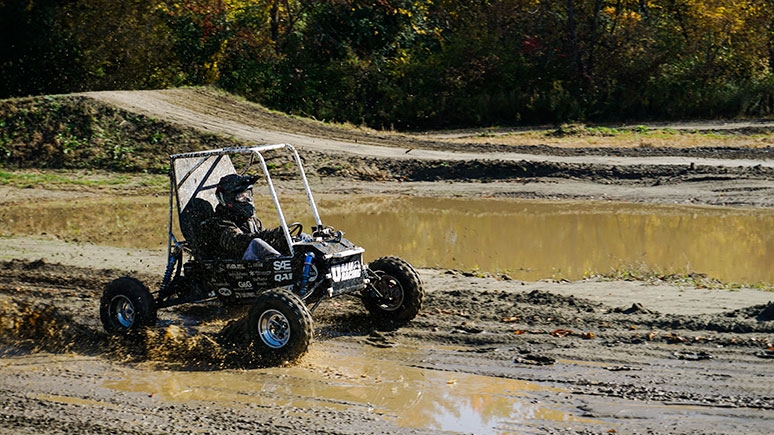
(99, 144, 423, 363)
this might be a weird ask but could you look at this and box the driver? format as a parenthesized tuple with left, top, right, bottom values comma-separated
(199, 174, 285, 260)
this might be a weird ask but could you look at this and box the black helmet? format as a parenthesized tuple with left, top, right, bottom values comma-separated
(216, 174, 259, 219)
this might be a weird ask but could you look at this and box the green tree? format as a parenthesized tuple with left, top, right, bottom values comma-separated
(2, 0, 774, 126)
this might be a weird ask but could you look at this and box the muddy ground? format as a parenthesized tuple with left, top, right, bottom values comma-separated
(1, 257, 773, 435)
(0, 88, 773, 434)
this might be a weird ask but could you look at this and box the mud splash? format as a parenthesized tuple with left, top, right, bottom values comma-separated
(0, 293, 251, 369)
(0, 300, 97, 354)
(0, 312, 250, 371)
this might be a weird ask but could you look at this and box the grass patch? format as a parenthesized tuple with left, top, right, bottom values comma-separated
(451, 122, 773, 149)
(0, 169, 167, 192)
(0, 93, 243, 173)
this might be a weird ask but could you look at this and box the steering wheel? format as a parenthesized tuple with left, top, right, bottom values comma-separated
(288, 222, 303, 237)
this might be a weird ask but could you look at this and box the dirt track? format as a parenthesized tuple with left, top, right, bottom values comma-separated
(80, 88, 774, 208)
(1, 88, 773, 434)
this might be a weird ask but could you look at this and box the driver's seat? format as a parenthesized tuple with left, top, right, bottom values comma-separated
(179, 197, 215, 256)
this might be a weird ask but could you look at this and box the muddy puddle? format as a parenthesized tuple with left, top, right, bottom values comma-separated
(0, 345, 604, 434)
(1, 195, 772, 284)
(103, 342, 600, 433)
(0, 299, 601, 433)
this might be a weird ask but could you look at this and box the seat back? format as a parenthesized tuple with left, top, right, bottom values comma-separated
(179, 197, 215, 251)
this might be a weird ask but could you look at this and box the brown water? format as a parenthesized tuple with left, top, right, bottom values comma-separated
(103, 342, 601, 432)
(1, 195, 772, 284)
(0, 300, 602, 433)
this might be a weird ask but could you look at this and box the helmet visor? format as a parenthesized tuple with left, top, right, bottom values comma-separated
(234, 188, 253, 203)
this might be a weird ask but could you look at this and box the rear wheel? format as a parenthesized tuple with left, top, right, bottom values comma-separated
(364, 256, 424, 324)
(100, 277, 157, 334)
(248, 289, 313, 365)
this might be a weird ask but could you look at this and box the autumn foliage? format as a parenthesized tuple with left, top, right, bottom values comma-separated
(2, 0, 773, 128)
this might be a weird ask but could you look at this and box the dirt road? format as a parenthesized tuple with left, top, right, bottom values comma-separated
(82, 88, 774, 208)
(86, 89, 774, 169)
(0, 88, 773, 434)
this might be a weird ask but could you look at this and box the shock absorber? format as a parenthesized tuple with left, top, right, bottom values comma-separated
(298, 251, 315, 296)
(159, 245, 182, 299)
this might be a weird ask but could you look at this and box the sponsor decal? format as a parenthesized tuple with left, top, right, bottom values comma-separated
(218, 288, 232, 297)
(331, 260, 362, 283)
(238, 281, 253, 289)
(236, 291, 257, 299)
(249, 270, 272, 277)
(274, 272, 292, 282)
(273, 260, 293, 281)
(273, 260, 292, 271)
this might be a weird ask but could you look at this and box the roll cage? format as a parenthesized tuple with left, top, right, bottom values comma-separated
(161, 144, 325, 293)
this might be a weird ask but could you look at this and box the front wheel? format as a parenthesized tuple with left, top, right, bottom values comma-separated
(247, 289, 313, 365)
(100, 277, 157, 335)
(363, 256, 424, 324)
